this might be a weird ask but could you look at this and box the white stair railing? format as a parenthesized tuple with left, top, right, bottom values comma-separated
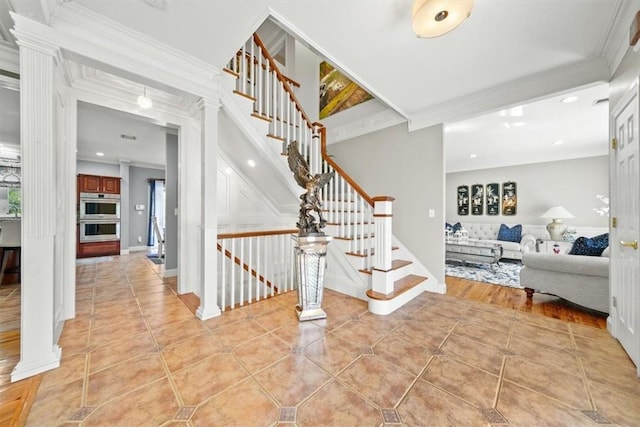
(217, 229, 298, 311)
(225, 33, 386, 273)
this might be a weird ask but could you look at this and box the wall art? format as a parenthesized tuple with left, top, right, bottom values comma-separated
(319, 61, 373, 119)
(486, 183, 500, 215)
(457, 185, 469, 215)
(502, 181, 517, 216)
(471, 184, 484, 215)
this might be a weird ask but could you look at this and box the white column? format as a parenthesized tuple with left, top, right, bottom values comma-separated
(11, 34, 62, 381)
(196, 97, 222, 320)
(371, 196, 395, 296)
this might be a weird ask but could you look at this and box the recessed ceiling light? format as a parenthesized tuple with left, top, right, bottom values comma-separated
(553, 140, 564, 145)
(469, 154, 477, 159)
(96, 152, 105, 156)
(561, 96, 578, 104)
(247, 159, 256, 167)
(512, 121, 525, 127)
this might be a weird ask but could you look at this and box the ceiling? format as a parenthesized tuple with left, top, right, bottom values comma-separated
(0, 0, 630, 170)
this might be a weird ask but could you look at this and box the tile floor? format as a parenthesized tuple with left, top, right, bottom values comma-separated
(22, 252, 640, 426)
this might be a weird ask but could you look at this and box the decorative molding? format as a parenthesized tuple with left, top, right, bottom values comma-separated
(408, 57, 611, 131)
(325, 109, 406, 145)
(600, 0, 640, 74)
(0, 44, 19, 74)
(11, 345, 61, 382)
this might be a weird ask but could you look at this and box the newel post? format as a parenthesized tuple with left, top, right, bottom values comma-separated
(371, 196, 395, 296)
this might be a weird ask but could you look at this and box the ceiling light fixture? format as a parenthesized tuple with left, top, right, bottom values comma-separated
(412, 0, 474, 38)
(137, 86, 153, 109)
(96, 152, 105, 157)
(561, 96, 578, 104)
(553, 140, 564, 145)
(469, 154, 477, 158)
(247, 159, 256, 167)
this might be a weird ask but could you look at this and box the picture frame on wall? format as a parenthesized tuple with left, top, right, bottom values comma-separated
(486, 183, 500, 215)
(471, 184, 484, 215)
(502, 181, 517, 215)
(457, 185, 469, 215)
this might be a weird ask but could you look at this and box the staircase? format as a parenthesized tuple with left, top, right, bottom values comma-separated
(220, 33, 432, 315)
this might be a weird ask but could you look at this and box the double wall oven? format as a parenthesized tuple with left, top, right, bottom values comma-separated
(78, 192, 121, 242)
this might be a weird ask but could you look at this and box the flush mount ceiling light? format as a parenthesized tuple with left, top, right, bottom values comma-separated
(137, 86, 153, 109)
(561, 95, 578, 104)
(412, 0, 474, 38)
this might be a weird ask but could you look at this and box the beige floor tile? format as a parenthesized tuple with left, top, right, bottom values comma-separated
(190, 378, 278, 427)
(392, 319, 452, 351)
(406, 307, 461, 331)
(581, 355, 640, 396)
(39, 352, 87, 391)
(308, 304, 356, 331)
(330, 319, 387, 347)
(211, 318, 269, 348)
(254, 355, 332, 407)
(574, 334, 634, 365)
(88, 331, 158, 373)
(304, 333, 362, 375)
(26, 378, 84, 426)
(588, 379, 640, 427)
(516, 310, 573, 333)
(463, 307, 515, 331)
(498, 380, 602, 426)
(152, 317, 211, 347)
(252, 306, 299, 331)
(297, 380, 381, 426)
(90, 317, 150, 346)
(86, 353, 166, 406)
(508, 333, 582, 376)
(162, 332, 225, 373)
(373, 332, 432, 376)
(503, 357, 591, 409)
(422, 355, 499, 409)
(233, 332, 291, 374)
(420, 298, 471, 319)
(337, 355, 416, 408)
(440, 333, 505, 375)
(83, 377, 180, 426)
(452, 320, 509, 349)
(172, 353, 248, 405)
(511, 321, 574, 351)
(272, 320, 326, 348)
(397, 379, 489, 426)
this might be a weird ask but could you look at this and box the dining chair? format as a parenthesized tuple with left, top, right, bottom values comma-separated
(0, 219, 21, 285)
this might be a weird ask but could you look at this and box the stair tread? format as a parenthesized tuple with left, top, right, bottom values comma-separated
(223, 68, 239, 78)
(359, 259, 412, 275)
(251, 112, 272, 122)
(366, 274, 428, 301)
(267, 133, 286, 141)
(345, 246, 399, 257)
(334, 234, 374, 241)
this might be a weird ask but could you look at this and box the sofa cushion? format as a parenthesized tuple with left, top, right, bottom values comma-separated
(445, 222, 462, 232)
(497, 224, 522, 243)
(569, 233, 609, 257)
(522, 252, 609, 278)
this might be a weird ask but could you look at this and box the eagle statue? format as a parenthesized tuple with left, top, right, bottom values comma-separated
(287, 141, 334, 236)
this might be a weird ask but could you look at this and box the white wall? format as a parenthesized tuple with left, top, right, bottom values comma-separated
(446, 155, 609, 228)
(330, 122, 445, 283)
(76, 160, 120, 177)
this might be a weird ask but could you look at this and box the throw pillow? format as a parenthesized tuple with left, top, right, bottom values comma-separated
(446, 222, 462, 232)
(497, 224, 522, 243)
(601, 246, 610, 257)
(569, 233, 609, 256)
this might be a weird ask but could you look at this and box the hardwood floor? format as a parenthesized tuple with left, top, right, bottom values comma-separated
(0, 273, 609, 425)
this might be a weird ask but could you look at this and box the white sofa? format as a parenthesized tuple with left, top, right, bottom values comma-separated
(459, 223, 536, 260)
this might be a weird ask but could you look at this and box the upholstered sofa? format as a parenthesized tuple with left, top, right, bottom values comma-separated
(520, 252, 609, 313)
(457, 223, 537, 260)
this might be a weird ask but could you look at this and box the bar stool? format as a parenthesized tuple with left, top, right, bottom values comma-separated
(0, 219, 21, 285)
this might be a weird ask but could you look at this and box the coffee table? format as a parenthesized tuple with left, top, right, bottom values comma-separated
(445, 241, 503, 269)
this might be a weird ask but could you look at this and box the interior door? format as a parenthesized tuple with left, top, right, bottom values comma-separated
(611, 78, 640, 376)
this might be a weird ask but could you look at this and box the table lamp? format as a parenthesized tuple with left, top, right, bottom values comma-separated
(541, 206, 574, 241)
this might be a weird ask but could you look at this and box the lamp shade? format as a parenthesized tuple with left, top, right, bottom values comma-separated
(540, 206, 574, 219)
(412, 0, 474, 38)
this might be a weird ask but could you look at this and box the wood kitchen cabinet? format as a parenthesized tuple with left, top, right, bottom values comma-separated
(79, 174, 121, 194)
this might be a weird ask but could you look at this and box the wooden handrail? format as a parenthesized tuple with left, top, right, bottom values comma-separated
(252, 34, 313, 129)
(316, 124, 374, 206)
(216, 243, 279, 293)
(217, 229, 298, 240)
(229, 50, 301, 88)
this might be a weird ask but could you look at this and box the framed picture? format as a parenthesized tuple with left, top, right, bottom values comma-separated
(471, 184, 484, 215)
(486, 183, 500, 215)
(502, 181, 517, 216)
(457, 185, 469, 215)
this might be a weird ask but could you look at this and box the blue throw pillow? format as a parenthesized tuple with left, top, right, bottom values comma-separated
(569, 233, 609, 256)
(452, 222, 462, 232)
(497, 224, 522, 243)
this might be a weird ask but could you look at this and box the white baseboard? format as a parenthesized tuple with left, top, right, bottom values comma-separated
(128, 245, 150, 252)
(163, 268, 178, 277)
(120, 249, 129, 255)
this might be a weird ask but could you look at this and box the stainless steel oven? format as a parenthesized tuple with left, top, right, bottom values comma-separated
(79, 192, 121, 220)
(79, 220, 121, 242)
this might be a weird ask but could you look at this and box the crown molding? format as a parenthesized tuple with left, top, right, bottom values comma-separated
(13, 1, 222, 100)
(325, 108, 406, 145)
(407, 57, 611, 131)
(0, 43, 19, 74)
(600, 0, 640, 74)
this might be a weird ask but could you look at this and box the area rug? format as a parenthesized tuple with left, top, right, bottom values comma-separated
(445, 259, 523, 288)
(147, 254, 164, 265)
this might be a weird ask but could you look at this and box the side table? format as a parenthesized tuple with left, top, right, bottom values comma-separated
(535, 239, 573, 254)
